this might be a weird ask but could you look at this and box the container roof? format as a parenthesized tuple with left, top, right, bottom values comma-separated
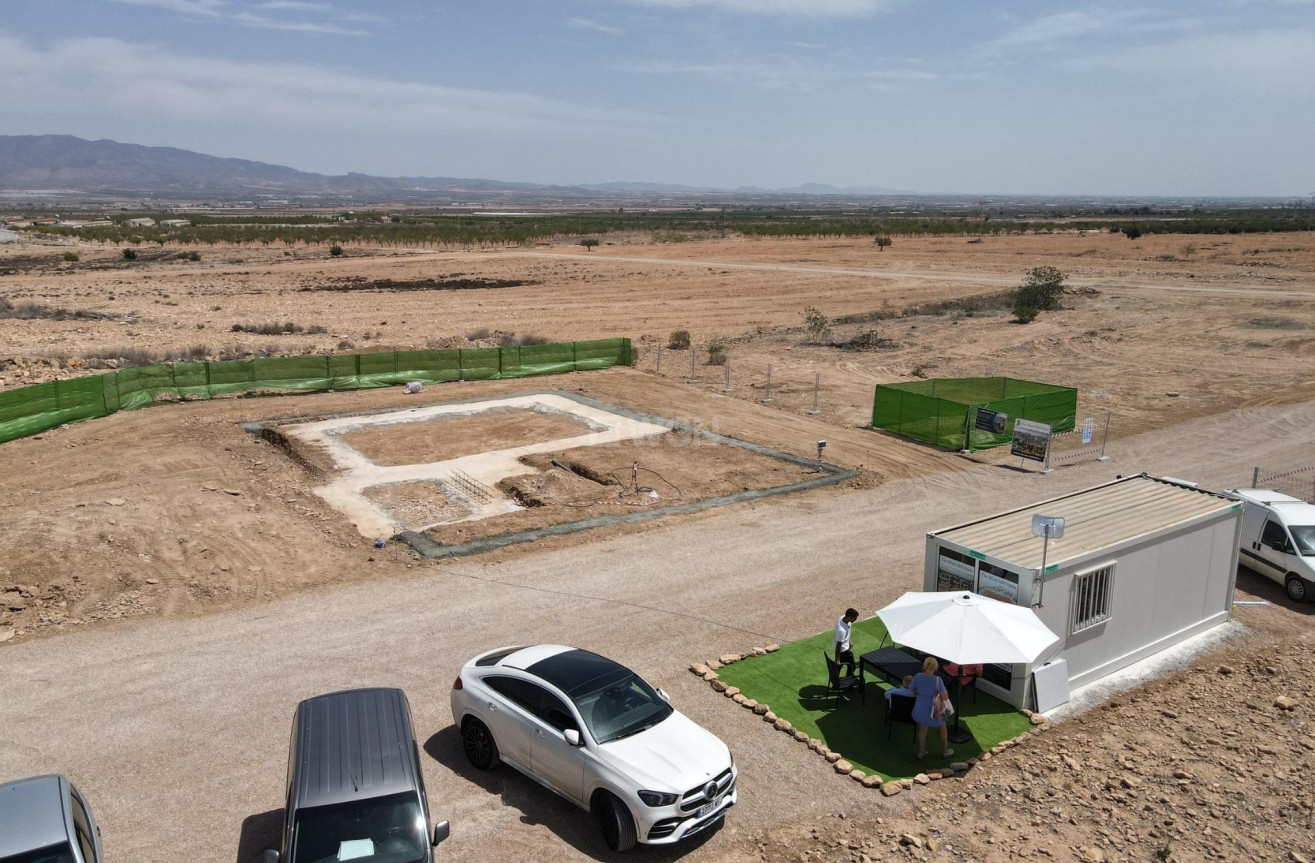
(932, 474, 1237, 570)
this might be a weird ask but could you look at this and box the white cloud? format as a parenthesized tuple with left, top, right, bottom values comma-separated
(230, 11, 367, 35)
(568, 17, 624, 34)
(106, 0, 224, 17)
(1064, 28, 1315, 86)
(258, 1, 330, 10)
(0, 32, 655, 158)
(617, 0, 894, 16)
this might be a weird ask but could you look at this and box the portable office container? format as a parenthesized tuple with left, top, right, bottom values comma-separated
(923, 474, 1242, 709)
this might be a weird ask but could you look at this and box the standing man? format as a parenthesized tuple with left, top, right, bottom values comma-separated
(834, 607, 859, 676)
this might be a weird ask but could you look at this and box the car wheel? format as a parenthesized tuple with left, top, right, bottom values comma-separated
(596, 792, 638, 852)
(462, 718, 500, 770)
(1285, 574, 1307, 603)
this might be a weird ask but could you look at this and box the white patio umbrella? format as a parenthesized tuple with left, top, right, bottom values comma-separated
(876, 591, 1059, 665)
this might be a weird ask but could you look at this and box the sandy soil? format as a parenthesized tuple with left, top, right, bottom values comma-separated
(420, 429, 814, 545)
(334, 406, 595, 466)
(0, 399, 1310, 863)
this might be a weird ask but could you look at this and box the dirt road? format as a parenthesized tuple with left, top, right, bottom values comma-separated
(2, 399, 1310, 863)
(517, 251, 1315, 300)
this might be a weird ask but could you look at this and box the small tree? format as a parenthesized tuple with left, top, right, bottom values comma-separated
(580, 238, 601, 251)
(1014, 266, 1067, 313)
(874, 236, 893, 252)
(329, 244, 344, 257)
(668, 329, 691, 349)
(1012, 304, 1039, 324)
(803, 306, 832, 344)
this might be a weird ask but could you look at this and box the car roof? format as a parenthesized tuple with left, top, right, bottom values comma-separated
(294, 688, 420, 810)
(522, 648, 634, 698)
(0, 775, 70, 859)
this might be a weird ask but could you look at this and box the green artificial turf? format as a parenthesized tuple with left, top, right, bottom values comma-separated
(716, 617, 1031, 781)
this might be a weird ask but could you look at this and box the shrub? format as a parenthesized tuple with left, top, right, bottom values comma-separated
(668, 329, 691, 349)
(706, 341, 727, 365)
(329, 244, 344, 256)
(1014, 266, 1067, 313)
(122, 248, 137, 260)
(232, 321, 307, 335)
(803, 306, 832, 344)
(62, 252, 79, 262)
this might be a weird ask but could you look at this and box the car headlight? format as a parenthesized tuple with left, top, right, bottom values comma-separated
(637, 790, 679, 807)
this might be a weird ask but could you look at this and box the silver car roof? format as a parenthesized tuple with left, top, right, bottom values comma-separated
(0, 774, 70, 859)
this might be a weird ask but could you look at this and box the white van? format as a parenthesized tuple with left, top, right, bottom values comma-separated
(1224, 488, 1315, 602)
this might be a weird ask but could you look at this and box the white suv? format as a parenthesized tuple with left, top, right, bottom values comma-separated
(450, 645, 736, 851)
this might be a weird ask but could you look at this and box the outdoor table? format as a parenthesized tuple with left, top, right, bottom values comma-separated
(862, 647, 974, 744)
(859, 647, 923, 684)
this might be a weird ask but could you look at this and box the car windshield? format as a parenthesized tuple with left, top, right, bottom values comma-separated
(291, 792, 427, 863)
(0, 844, 76, 863)
(573, 673, 674, 744)
(1292, 525, 1315, 556)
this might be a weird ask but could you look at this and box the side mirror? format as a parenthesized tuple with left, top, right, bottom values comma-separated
(656, 688, 671, 703)
(264, 851, 280, 863)
(432, 820, 450, 846)
(563, 729, 582, 747)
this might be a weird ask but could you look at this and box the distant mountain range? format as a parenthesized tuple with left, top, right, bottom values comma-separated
(0, 135, 911, 198)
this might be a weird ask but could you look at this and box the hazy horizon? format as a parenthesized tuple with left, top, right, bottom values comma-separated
(2, 1, 1313, 198)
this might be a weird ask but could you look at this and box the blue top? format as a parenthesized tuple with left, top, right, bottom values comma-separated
(909, 672, 946, 727)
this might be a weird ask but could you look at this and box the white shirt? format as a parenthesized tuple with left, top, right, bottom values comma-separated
(834, 615, 852, 653)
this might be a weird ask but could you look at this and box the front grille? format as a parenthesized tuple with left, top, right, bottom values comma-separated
(679, 767, 734, 812)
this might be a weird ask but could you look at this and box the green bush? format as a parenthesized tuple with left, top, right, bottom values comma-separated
(668, 329, 691, 349)
(803, 306, 832, 344)
(1015, 266, 1067, 313)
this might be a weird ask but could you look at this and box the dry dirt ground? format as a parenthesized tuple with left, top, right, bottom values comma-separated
(0, 400, 1311, 863)
(0, 233, 1313, 862)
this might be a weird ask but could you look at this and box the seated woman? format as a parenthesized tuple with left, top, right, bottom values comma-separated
(942, 661, 982, 687)
(909, 656, 953, 760)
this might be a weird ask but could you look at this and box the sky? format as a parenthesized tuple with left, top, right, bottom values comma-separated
(2, 0, 1313, 196)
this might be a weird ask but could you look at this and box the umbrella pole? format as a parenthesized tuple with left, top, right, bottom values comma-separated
(948, 676, 972, 744)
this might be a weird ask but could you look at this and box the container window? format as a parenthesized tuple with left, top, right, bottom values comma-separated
(1070, 563, 1115, 634)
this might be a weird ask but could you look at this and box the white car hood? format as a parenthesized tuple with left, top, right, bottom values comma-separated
(595, 710, 731, 793)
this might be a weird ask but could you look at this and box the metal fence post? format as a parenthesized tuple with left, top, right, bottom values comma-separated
(1096, 410, 1111, 461)
(762, 365, 773, 403)
(809, 373, 820, 415)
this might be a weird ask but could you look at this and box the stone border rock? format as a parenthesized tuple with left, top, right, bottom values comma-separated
(690, 648, 1052, 796)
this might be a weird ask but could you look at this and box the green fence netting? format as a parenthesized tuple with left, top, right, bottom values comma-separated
(872, 377, 1077, 451)
(0, 337, 632, 445)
